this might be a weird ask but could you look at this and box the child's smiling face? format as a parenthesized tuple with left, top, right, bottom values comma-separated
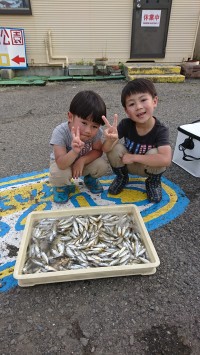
(124, 92, 158, 124)
(68, 113, 100, 141)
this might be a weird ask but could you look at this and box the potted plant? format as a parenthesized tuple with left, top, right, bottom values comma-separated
(95, 57, 108, 66)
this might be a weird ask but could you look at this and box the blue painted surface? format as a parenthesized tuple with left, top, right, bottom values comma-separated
(0, 262, 18, 292)
(0, 170, 190, 292)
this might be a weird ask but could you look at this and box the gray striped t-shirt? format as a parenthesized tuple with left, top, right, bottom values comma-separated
(50, 121, 103, 160)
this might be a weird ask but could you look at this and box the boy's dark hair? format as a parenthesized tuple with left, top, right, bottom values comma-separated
(121, 79, 157, 108)
(69, 90, 106, 125)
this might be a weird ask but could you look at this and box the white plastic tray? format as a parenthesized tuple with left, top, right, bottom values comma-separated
(14, 204, 160, 287)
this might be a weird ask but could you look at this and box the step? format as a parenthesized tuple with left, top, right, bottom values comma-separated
(127, 74, 185, 83)
(125, 64, 181, 75)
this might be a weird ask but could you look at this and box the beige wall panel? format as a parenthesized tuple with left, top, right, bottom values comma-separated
(194, 19, 200, 58)
(0, 0, 199, 65)
(0, 0, 133, 65)
(164, 1, 200, 62)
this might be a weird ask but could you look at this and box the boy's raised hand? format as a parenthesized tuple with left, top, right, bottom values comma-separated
(71, 126, 85, 154)
(102, 114, 119, 141)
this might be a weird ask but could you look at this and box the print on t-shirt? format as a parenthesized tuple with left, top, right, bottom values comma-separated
(124, 138, 154, 155)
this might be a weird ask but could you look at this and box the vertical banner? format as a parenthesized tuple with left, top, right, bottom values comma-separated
(0, 27, 27, 69)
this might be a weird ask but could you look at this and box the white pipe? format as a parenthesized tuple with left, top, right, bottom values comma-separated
(44, 39, 63, 67)
(47, 30, 69, 67)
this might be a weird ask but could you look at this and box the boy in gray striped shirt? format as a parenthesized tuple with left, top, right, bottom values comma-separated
(49, 90, 109, 203)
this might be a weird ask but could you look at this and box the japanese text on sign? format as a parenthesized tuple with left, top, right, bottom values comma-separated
(141, 10, 161, 27)
(0, 27, 27, 68)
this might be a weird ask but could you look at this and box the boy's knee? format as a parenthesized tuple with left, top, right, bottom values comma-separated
(107, 143, 127, 167)
(84, 157, 109, 177)
(146, 148, 158, 155)
(49, 161, 72, 186)
(145, 148, 166, 174)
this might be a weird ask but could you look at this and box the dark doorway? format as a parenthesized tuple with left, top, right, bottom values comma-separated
(130, 0, 172, 58)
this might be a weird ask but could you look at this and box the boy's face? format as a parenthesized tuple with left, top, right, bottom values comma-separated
(124, 92, 158, 124)
(68, 113, 100, 141)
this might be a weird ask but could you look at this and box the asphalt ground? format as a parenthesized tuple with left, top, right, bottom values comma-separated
(0, 79, 200, 355)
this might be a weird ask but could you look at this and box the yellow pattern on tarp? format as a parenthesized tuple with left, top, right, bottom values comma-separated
(0, 172, 49, 187)
(0, 267, 14, 279)
(0, 181, 51, 217)
(76, 196, 91, 207)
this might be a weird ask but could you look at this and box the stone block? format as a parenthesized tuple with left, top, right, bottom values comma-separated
(0, 69, 15, 79)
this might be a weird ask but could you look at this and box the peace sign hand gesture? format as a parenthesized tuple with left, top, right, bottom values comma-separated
(71, 126, 85, 154)
(102, 114, 119, 141)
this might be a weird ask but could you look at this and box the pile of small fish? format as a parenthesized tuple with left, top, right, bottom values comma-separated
(22, 213, 150, 274)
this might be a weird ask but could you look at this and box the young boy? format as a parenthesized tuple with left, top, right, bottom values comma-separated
(49, 90, 109, 203)
(102, 79, 172, 203)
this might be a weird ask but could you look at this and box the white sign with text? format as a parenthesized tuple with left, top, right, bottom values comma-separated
(0, 27, 27, 69)
(141, 10, 161, 27)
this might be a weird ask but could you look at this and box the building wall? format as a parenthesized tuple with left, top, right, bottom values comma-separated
(0, 0, 199, 66)
(167, 0, 200, 62)
(194, 20, 200, 59)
